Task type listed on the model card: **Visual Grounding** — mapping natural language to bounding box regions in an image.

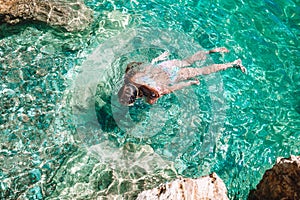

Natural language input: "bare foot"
[233,59,247,73]
[209,47,230,53]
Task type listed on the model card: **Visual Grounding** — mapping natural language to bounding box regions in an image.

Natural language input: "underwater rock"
[248,155,300,200]
[136,172,229,200]
[0,0,93,31]
[46,142,178,199]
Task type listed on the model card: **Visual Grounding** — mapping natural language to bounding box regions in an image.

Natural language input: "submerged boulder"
[46,142,178,199]
[0,0,93,31]
[248,155,300,200]
[136,172,229,200]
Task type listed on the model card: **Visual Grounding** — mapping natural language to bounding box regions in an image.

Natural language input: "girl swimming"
[118,47,246,106]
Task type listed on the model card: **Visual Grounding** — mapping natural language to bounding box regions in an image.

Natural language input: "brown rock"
[136,172,229,200]
[0,0,93,31]
[248,155,300,200]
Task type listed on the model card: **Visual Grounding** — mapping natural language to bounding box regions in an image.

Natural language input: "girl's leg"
[158,47,229,68]
[176,59,246,81]
[183,47,229,64]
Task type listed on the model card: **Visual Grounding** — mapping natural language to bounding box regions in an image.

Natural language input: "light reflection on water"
[0,0,299,199]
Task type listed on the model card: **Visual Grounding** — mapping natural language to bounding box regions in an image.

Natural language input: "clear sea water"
[0,0,299,199]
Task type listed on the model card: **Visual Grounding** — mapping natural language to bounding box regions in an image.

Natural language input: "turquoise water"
[0,0,299,199]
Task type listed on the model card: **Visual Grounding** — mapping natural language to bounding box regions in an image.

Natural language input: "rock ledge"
[248,155,300,200]
[0,0,93,31]
[136,172,229,200]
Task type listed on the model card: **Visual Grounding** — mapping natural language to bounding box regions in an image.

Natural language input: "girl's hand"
[151,51,170,64]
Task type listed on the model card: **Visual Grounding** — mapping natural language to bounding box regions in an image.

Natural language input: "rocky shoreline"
[137,173,229,200]
[136,155,300,200]
[248,155,300,200]
[0,0,93,31]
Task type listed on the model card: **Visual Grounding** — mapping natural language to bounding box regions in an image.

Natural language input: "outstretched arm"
[151,51,170,64]
[163,79,199,94]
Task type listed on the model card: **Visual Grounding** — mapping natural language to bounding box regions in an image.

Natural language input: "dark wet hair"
[118,83,139,106]
[125,62,143,73]
[139,86,159,99]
